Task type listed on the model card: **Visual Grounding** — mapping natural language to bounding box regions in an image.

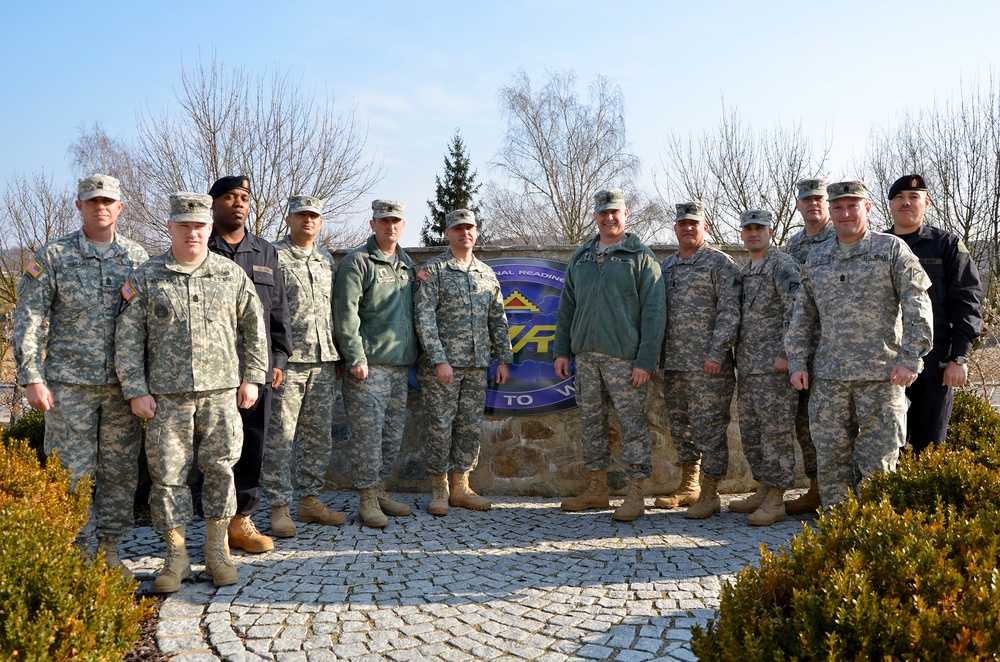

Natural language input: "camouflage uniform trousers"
[662,368,735,480]
[809,378,906,506]
[45,381,141,547]
[795,388,818,478]
[575,353,652,478]
[417,363,487,474]
[261,361,336,507]
[737,372,797,489]
[145,389,243,531]
[342,365,409,490]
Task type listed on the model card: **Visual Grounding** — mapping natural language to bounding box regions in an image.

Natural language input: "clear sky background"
[2,0,998,246]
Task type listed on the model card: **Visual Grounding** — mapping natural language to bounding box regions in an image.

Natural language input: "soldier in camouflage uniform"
[655,201,742,520]
[780,177,835,514]
[115,192,268,593]
[334,200,419,528]
[555,188,665,523]
[785,181,933,507]
[728,210,800,526]
[414,209,513,516]
[13,174,148,576]
[261,196,345,538]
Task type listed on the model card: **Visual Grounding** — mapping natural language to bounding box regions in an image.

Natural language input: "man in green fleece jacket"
[334,199,419,528]
[554,188,665,522]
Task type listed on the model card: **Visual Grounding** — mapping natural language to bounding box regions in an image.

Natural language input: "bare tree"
[658,103,829,245]
[484,70,651,244]
[861,73,1000,298]
[70,54,382,249]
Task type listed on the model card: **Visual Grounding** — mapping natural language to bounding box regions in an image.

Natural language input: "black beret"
[208,175,251,198]
[888,174,926,200]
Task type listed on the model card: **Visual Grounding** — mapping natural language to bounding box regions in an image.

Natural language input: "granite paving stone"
[119,491,811,659]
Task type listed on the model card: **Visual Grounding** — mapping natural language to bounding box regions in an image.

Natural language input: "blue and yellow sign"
[484,258,576,416]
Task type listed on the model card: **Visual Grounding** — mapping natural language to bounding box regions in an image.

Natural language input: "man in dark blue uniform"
[208,175,294,551]
[885,174,982,453]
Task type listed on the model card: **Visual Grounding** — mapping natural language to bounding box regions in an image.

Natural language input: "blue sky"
[3,0,998,246]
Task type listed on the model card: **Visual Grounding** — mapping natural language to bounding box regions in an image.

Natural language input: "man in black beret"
[208,175,294,551]
[885,174,983,453]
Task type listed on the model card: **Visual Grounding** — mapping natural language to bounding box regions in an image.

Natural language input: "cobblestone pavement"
[122,490,812,661]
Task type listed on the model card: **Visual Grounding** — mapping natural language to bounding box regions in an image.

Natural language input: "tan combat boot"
[270,505,297,538]
[298,495,347,525]
[374,485,412,516]
[358,488,388,527]
[449,471,492,511]
[612,477,645,522]
[561,470,610,511]
[428,473,449,516]
[728,483,768,514]
[153,526,191,594]
[98,535,133,581]
[686,475,721,519]
[784,478,821,515]
[228,514,274,553]
[653,463,701,508]
[748,487,787,526]
[205,518,238,587]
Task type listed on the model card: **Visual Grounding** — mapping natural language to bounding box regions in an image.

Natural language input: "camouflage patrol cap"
[169,192,214,224]
[675,201,706,222]
[372,199,405,220]
[795,177,829,199]
[78,174,121,201]
[288,195,324,215]
[739,209,773,228]
[827,180,869,201]
[593,188,626,212]
[446,208,476,229]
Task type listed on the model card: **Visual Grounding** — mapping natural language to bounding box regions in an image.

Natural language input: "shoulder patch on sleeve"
[25,260,42,278]
[957,241,970,254]
[417,269,431,282]
[121,281,136,302]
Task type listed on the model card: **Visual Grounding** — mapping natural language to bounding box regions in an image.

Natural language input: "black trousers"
[233,383,272,515]
[905,352,953,454]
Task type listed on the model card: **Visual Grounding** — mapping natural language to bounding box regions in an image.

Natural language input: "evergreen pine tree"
[421,131,481,246]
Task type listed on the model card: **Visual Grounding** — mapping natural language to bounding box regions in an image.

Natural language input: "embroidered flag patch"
[417,269,431,282]
[121,281,136,301]
[25,260,42,278]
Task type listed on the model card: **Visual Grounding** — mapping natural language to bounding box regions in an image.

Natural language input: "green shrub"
[691,499,1000,661]
[0,438,148,660]
[2,408,46,466]
[861,445,1000,517]
[945,390,1000,466]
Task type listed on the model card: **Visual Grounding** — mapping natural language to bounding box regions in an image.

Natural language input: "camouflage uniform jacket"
[14,229,148,386]
[660,243,742,372]
[274,238,339,364]
[414,251,513,368]
[783,222,836,266]
[554,233,665,373]
[785,229,933,380]
[736,246,800,374]
[333,235,418,368]
[114,250,268,399]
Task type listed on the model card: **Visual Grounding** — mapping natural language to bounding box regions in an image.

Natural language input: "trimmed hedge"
[692,391,1000,661]
[0,438,148,660]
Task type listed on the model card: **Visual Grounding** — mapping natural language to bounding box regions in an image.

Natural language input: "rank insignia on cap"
[25,260,43,278]
[121,281,136,301]
[417,269,431,282]
[242,179,249,189]
[911,177,920,187]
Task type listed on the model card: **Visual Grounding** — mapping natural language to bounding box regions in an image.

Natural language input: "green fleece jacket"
[554,233,665,372]
[333,235,418,368]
